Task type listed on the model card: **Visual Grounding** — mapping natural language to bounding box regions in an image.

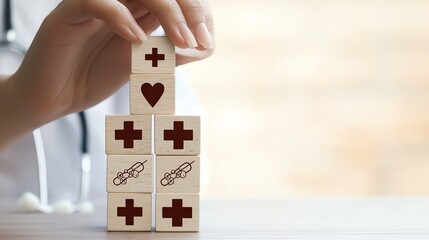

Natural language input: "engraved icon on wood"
[160,161,194,186]
[113,160,148,186]
[162,199,192,227]
[141,83,164,107]
[117,199,143,226]
[164,121,193,149]
[115,121,143,148]
[145,48,165,67]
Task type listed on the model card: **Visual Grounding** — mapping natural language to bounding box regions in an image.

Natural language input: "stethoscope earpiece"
[77,201,95,214]
[18,192,53,214]
[18,192,40,212]
[52,200,75,214]
[18,192,94,214]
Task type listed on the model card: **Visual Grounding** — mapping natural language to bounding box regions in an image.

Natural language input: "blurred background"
[182,0,429,199]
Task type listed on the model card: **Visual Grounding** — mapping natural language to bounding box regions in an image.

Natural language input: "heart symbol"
[141,83,164,107]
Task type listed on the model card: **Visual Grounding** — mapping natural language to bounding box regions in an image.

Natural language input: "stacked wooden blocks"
[105,36,200,232]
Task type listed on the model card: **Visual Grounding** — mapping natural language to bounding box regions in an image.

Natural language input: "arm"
[0,75,40,150]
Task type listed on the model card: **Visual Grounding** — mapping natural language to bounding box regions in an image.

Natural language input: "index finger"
[51,0,147,43]
[140,0,194,49]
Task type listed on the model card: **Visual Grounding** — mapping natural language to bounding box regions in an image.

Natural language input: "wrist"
[0,75,38,149]
[11,70,66,128]
[0,73,51,139]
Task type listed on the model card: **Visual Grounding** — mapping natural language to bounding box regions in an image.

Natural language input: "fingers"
[201,0,214,35]
[176,0,214,50]
[85,13,161,102]
[175,1,215,65]
[140,0,188,48]
[52,0,215,51]
[119,0,149,20]
[53,0,147,43]
[136,14,161,37]
[140,0,214,50]
[176,47,213,66]
[176,0,203,48]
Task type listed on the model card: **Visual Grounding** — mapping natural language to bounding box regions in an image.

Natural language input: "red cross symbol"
[162,199,192,227]
[145,48,165,67]
[164,121,193,149]
[117,199,143,226]
[115,121,142,148]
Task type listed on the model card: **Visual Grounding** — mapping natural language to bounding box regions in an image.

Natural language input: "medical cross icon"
[115,121,143,148]
[117,199,143,226]
[162,199,192,227]
[164,121,193,149]
[145,48,165,67]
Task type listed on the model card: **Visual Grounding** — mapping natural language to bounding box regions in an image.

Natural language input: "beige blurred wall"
[183,0,429,198]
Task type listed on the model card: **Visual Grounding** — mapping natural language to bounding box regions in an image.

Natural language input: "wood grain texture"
[105,115,152,155]
[155,193,199,232]
[132,36,175,74]
[107,193,152,232]
[130,74,175,115]
[106,155,153,193]
[156,156,200,193]
[155,116,200,156]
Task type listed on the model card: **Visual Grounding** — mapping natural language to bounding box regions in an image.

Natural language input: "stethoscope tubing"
[2,0,91,208]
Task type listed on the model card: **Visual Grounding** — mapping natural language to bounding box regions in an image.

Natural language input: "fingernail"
[195,22,214,49]
[130,22,147,43]
[178,23,198,48]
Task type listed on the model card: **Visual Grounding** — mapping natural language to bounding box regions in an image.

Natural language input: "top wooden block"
[132,36,175,74]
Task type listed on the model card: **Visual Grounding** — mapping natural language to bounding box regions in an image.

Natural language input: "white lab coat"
[0,0,200,202]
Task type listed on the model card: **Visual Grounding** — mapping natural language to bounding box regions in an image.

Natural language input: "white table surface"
[0,198,429,239]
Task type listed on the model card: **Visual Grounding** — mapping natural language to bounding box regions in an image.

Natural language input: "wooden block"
[105,115,152,155]
[107,193,152,231]
[155,193,199,232]
[130,74,175,115]
[132,36,175,74]
[106,155,153,193]
[156,156,200,193]
[155,116,200,156]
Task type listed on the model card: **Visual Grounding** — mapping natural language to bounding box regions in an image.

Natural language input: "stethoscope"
[0,0,93,213]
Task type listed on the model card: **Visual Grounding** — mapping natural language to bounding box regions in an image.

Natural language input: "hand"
[0,0,214,150]
[12,0,214,124]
